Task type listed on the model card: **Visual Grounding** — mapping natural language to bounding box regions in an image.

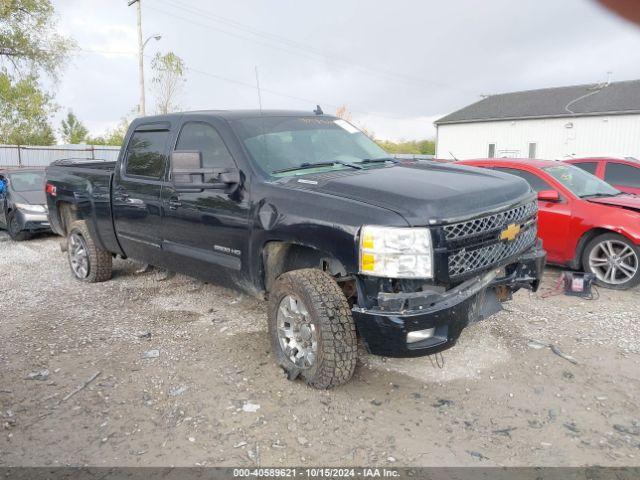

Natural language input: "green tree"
[377,139,436,155]
[60,111,88,144]
[0,74,55,145]
[151,51,186,114]
[0,1,74,145]
[0,0,75,79]
[86,117,130,146]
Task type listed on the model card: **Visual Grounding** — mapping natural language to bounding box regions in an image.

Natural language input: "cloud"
[49,0,640,141]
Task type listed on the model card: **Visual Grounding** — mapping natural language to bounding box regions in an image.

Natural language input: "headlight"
[359,225,433,279]
[15,203,46,213]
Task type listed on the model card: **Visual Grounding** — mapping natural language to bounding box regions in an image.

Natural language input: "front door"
[112,126,171,265]
[161,120,251,285]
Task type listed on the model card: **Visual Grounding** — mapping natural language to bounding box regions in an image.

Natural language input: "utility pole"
[128,0,146,116]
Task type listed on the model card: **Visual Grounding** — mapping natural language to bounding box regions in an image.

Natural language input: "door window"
[175,122,235,169]
[494,167,553,192]
[124,130,170,179]
[604,163,640,188]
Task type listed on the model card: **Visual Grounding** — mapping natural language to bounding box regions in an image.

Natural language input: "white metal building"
[434,79,640,160]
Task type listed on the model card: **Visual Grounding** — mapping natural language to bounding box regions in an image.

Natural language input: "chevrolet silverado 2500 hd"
[45,110,546,388]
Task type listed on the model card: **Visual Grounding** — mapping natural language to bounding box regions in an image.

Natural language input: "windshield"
[8,171,45,192]
[543,165,620,198]
[230,116,389,176]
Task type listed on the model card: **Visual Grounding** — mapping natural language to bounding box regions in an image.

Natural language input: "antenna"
[254,65,263,113]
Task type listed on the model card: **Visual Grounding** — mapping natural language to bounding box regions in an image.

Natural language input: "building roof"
[435,79,640,125]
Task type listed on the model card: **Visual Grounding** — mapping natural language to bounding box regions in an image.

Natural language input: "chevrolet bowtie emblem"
[500,223,521,242]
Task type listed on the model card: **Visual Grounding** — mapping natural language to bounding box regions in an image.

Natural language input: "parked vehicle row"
[4,110,637,387]
[43,110,545,388]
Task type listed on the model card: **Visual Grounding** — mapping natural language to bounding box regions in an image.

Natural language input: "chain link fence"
[0,144,121,168]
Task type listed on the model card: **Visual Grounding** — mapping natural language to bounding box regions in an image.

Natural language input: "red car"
[565,157,640,195]
[459,158,640,289]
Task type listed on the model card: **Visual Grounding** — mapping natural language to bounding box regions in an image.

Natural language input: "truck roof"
[135,110,337,122]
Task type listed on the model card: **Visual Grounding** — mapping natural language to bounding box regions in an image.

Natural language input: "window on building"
[488,143,496,158]
[175,122,236,169]
[494,167,553,193]
[125,129,170,179]
[528,142,537,159]
[573,162,598,175]
[604,163,640,188]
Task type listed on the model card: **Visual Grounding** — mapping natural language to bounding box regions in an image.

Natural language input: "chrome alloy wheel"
[276,294,318,369]
[588,239,638,285]
[69,232,90,279]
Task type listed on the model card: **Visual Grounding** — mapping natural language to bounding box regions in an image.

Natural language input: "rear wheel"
[7,212,30,241]
[582,233,640,289]
[268,269,357,389]
[67,220,112,283]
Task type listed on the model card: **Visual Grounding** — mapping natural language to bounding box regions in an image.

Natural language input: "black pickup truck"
[45,110,545,388]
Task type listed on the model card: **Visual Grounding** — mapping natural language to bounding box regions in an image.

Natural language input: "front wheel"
[268,269,357,389]
[582,233,640,289]
[7,212,31,241]
[67,220,112,283]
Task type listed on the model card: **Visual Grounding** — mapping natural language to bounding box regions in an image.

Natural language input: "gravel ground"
[0,232,639,467]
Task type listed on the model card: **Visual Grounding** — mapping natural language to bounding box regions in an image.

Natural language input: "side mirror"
[537,189,561,202]
[170,150,240,192]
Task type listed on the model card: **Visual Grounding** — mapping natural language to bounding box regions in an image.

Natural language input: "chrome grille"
[448,225,537,277]
[444,201,538,241]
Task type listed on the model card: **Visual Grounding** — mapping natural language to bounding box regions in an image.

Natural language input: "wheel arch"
[261,240,349,294]
[573,227,637,269]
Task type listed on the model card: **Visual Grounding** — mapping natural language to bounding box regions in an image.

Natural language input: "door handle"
[168,200,182,210]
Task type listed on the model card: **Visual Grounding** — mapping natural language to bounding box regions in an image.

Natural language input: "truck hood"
[280,162,533,225]
[587,194,640,212]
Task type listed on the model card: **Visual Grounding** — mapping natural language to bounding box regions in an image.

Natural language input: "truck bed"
[50,158,117,170]
[45,159,121,255]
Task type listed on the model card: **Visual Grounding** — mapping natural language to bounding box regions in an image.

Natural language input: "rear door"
[161,119,251,284]
[493,166,571,263]
[602,161,640,195]
[112,123,171,265]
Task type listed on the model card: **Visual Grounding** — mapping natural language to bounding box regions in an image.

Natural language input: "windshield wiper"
[357,157,399,165]
[272,161,362,174]
[580,192,623,198]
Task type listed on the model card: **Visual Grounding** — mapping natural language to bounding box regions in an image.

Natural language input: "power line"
[148,0,478,95]
[77,48,409,121]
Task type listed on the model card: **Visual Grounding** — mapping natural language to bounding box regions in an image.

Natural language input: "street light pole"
[128,0,161,117]
[129,0,146,116]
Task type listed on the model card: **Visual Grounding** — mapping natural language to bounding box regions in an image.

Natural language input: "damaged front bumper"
[352,242,546,357]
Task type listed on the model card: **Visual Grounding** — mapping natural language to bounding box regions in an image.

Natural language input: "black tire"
[67,220,112,283]
[268,268,357,389]
[7,212,31,241]
[582,232,640,290]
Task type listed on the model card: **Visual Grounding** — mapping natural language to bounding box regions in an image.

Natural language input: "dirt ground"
[1,231,639,467]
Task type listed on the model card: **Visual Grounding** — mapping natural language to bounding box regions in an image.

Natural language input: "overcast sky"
[51,0,640,141]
